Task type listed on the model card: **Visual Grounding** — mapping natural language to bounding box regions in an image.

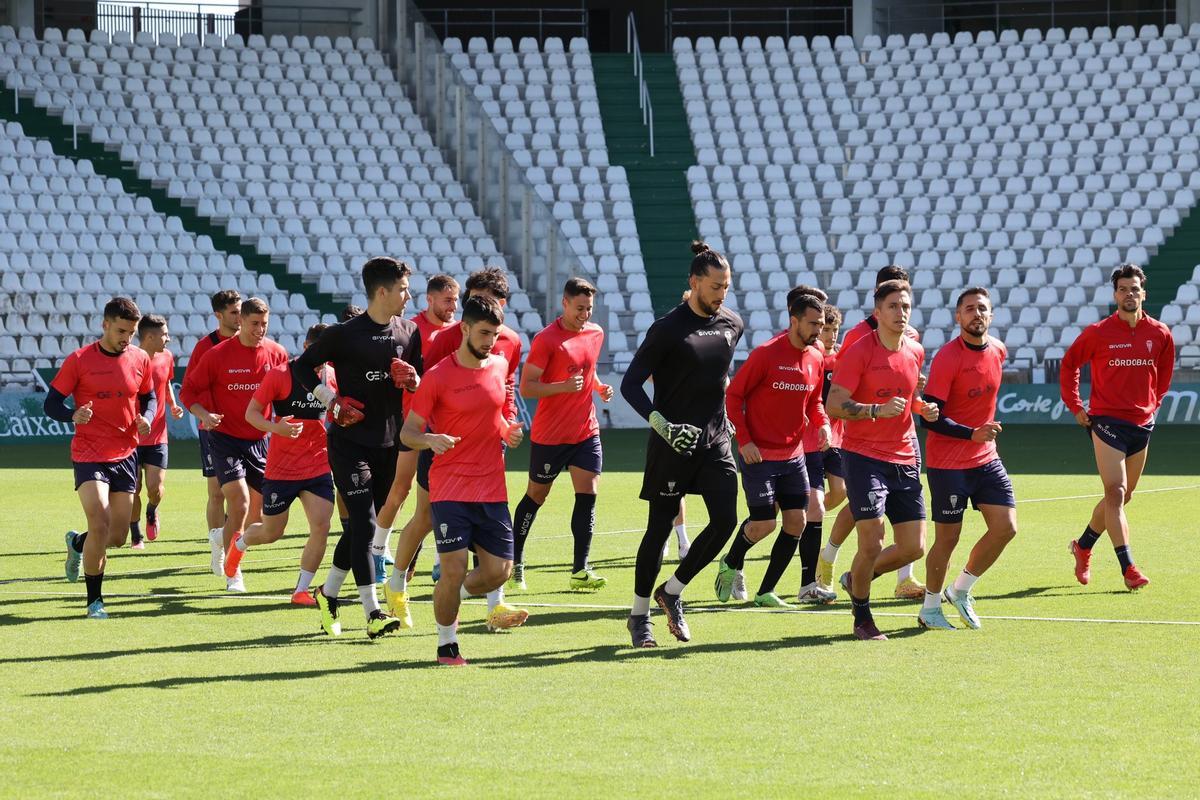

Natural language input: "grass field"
[2,427,1199,798]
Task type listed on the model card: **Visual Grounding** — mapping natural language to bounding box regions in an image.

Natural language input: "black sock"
[437,642,460,658]
[71,532,87,553]
[799,521,822,585]
[1115,545,1133,572]
[146,504,158,523]
[339,517,351,533]
[85,572,104,605]
[570,493,596,572]
[723,520,755,570]
[129,520,141,543]
[512,493,541,566]
[851,594,872,625]
[1078,525,1102,550]
[757,531,798,596]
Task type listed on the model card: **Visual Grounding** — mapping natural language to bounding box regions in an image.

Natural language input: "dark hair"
[873,279,911,304]
[461,294,504,326]
[210,289,241,313]
[786,283,828,307]
[563,276,597,298]
[104,296,141,322]
[305,322,330,346]
[426,273,460,295]
[955,286,991,308]
[340,304,364,322]
[690,240,731,277]
[875,265,909,286]
[240,297,270,316]
[137,313,167,336]
[788,292,825,319]
[823,305,843,326]
[362,256,412,299]
[1111,263,1147,290]
[465,266,510,300]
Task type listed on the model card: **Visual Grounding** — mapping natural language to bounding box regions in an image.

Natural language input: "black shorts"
[640,433,737,502]
[927,459,1015,524]
[327,433,397,513]
[73,453,138,493]
[262,473,335,516]
[843,451,926,525]
[208,430,268,492]
[1088,415,1153,457]
[804,447,845,493]
[136,443,169,470]
[738,454,809,518]
[529,434,603,483]
[824,447,844,479]
[416,448,433,492]
[431,500,514,559]
[198,429,216,478]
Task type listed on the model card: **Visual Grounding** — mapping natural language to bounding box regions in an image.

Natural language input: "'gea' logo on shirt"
[364,371,389,382]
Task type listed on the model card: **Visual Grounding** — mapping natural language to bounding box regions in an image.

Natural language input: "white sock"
[897,562,914,582]
[387,566,408,593]
[674,524,688,543]
[370,524,391,556]
[359,585,380,617]
[821,541,840,563]
[226,569,242,586]
[923,591,941,610]
[234,534,247,552]
[953,569,979,594]
[631,594,651,616]
[209,527,222,541]
[664,575,686,596]
[436,620,458,646]
[322,566,349,598]
[487,587,503,612]
[433,550,441,566]
[295,569,316,593]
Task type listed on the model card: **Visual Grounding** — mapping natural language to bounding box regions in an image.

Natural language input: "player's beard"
[434,307,455,324]
[1121,298,1140,312]
[966,319,987,336]
[697,296,721,316]
[466,341,491,360]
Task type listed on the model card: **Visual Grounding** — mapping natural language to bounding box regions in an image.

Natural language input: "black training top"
[621,302,744,449]
[295,312,422,448]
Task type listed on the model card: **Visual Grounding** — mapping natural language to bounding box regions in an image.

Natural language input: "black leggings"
[328,436,397,588]
[633,490,739,598]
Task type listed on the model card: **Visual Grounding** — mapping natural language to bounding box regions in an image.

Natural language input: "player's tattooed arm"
[827,384,905,421]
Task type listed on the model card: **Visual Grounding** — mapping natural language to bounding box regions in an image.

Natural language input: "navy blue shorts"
[262,473,335,516]
[208,430,268,492]
[738,455,809,518]
[824,447,844,479]
[73,453,138,493]
[927,459,1015,524]
[1088,415,1153,457]
[136,443,169,470]
[431,500,514,560]
[198,429,216,478]
[416,449,433,492]
[804,448,844,492]
[529,434,603,483]
[843,451,926,524]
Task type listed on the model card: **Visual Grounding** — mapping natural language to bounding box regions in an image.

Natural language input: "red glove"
[390,358,418,390]
[330,395,365,427]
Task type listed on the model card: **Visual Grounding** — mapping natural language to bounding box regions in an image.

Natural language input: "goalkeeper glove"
[650,410,700,456]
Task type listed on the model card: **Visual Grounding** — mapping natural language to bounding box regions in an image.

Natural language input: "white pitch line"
[1016,484,1200,504]
[4,588,1198,627]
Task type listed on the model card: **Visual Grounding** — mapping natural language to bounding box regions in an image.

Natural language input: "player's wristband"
[869,403,878,420]
[312,383,335,409]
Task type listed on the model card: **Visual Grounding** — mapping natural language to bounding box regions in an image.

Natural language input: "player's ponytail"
[689,240,730,277]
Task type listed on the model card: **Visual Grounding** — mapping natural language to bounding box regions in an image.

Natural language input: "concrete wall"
[255,0,379,44]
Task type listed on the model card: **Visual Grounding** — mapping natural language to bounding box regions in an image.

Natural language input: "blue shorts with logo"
[738,454,809,519]
[73,453,138,493]
[416,449,433,491]
[262,473,335,516]
[843,451,926,524]
[208,430,268,492]
[804,447,844,492]
[927,458,1015,524]
[431,500,514,560]
[529,434,603,483]
[136,443,169,470]
[1088,415,1153,457]
[198,429,216,478]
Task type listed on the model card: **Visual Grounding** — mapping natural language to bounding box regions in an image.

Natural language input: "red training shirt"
[51,342,153,463]
[924,336,1007,470]
[138,349,175,446]
[424,322,522,422]
[727,334,828,461]
[1060,312,1175,427]
[184,329,229,381]
[527,318,605,445]
[252,362,331,481]
[180,335,289,441]
[410,352,510,503]
[831,331,925,465]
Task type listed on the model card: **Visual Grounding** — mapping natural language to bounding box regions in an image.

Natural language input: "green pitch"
[2,428,1198,798]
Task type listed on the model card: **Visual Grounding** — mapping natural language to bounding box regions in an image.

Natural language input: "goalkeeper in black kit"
[620,242,744,647]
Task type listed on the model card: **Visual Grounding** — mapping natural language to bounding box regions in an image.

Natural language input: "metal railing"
[420,4,587,44]
[626,12,654,159]
[872,0,1174,39]
[96,2,234,39]
[665,4,852,47]
[39,1,362,41]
